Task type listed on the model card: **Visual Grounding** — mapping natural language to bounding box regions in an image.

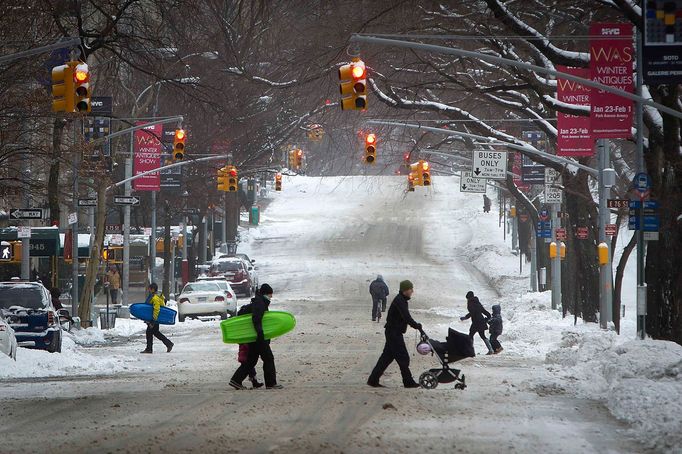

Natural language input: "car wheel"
[48,331,62,353]
[178,314,186,322]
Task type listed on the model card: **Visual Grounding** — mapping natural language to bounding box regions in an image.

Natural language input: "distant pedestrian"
[367,280,422,388]
[106,266,121,305]
[488,304,503,354]
[141,283,173,354]
[460,291,494,355]
[369,274,390,321]
[483,195,491,213]
[230,284,281,390]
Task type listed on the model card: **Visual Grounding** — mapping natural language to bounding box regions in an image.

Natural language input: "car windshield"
[212,261,242,272]
[183,282,220,293]
[0,285,47,310]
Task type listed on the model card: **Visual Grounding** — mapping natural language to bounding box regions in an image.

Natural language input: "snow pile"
[543,331,682,451]
[0,336,137,379]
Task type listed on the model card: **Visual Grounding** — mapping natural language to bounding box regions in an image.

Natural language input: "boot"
[251,378,264,389]
[483,338,494,355]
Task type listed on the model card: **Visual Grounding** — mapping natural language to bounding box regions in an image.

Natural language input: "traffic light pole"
[551,204,561,311]
[598,139,613,329]
[123,133,133,306]
[635,32,647,340]
[21,148,30,280]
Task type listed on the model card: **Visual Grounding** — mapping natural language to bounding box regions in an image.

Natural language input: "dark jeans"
[490,333,502,351]
[146,322,172,351]
[469,325,493,353]
[110,288,118,305]
[372,297,387,319]
[368,329,416,386]
[231,341,276,387]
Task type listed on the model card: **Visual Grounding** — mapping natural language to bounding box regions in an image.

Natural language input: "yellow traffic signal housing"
[102,248,110,261]
[275,172,282,191]
[421,161,431,186]
[288,150,296,169]
[217,166,229,192]
[52,63,75,112]
[409,162,423,186]
[364,133,376,164]
[339,58,367,110]
[73,62,91,112]
[407,173,415,191]
[227,166,238,192]
[295,149,303,169]
[173,129,187,161]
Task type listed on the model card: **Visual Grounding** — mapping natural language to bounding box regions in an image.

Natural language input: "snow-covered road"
[1,176,676,453]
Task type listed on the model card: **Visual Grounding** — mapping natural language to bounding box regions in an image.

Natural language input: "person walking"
[140,283,173,354]
[461,291,494,355]
[483,194,492,213]
[367,280,422,388]
[488,304,504,354]
[369,274,390,321]
[106,266,121,305]
[230,284,281,390]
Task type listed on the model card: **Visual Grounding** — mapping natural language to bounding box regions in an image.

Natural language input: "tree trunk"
[614,232,637,334]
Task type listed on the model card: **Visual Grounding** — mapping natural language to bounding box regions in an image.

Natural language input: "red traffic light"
[366,133,376,144]
[74,69,89,83]
[297,150,303,157]
[352,65,365,79]
[275,172,282,181]
[175,129,186,140]
[228,169,237,177]
[422,161,430,171]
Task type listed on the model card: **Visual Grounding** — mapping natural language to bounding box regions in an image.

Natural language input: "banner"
[512,152,531,192]
[589,23,634,139]
[643,0,682,85]
[557,66,593,156]
[132,122,162,191]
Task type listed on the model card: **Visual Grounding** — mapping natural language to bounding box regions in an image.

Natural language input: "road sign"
[633,172,652,197]
[472,151,507,180]
[545,185,563,204]
[605,224,618,236]
[459,172,487,193]
[628,200,659,210]
[545,168,562,185]
[182,208,200,215]
[629,216,660,231]
[556,228,567,241]
[105,224,123,234]
[113,196,140,206]
[17,226,31,239]
[557,211,570,219]
[0,244,12,261]
[607,199,629,209]
[576,227,589,240]
[539,208,550,222]
[9,208,45,220]
[78,198,97,207]
[67,212,77,225]
[644,231,659,241]
[537,221,552,238]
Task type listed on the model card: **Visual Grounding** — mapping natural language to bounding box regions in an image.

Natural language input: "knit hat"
[399,280,414,292]
[259,283,273,296]
[466,291,474,299]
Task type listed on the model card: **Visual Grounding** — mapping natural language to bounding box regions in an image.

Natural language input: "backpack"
[237,303,253,316]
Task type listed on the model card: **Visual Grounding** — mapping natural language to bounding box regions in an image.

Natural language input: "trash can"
[99,309,117,329]
[115,304,130,319]
[249,205,260,226]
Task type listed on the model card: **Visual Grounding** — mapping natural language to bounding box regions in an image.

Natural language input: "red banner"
[557,66,593,156]
[133,122,162,191]
[589,23,634,139]
[512,152,530,192]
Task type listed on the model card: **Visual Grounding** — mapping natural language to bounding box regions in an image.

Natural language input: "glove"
[460,316,466,321]
[256,331,265,343]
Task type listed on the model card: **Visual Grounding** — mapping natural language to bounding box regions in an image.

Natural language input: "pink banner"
[557,66,593,156]
[133,122,162,191]
[512,152,530,192]
[589,23,634,139]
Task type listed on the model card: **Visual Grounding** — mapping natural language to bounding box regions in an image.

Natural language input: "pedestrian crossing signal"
[0,243,12,261]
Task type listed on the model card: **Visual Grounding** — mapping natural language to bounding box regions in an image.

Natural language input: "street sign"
[113,196,140,206]
[537,221,552,238]
[182,208,200,215]
[459,172,487,193]
[9,208,45,220]
[545,168,562,185]
[628,200,659,210]
[0,244,12,261]
[605,224,618,236]
[629,216,660,231]
[556,228,567,241]
[539,208,550,222]
[78,198,97,207]
[642,1,682,85]
[472,151,507,180]
[633,172,652,198]
[576,227,589,240]
[17,226,31,239]
[607,199,629,209]
[105,224,123,234]
[644,231,659,241]
[557,211,570,219]
[545,185,563,204]
[67,212,77,225]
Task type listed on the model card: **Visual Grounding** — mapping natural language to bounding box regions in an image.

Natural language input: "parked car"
[196,277,238,315]
[0,312,17,360]
[209,258,253,297]
[0,281,62,353]
[177,281,234,322]
[236,253,259,292]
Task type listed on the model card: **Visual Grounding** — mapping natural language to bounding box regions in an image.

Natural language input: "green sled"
[220,311,296,344]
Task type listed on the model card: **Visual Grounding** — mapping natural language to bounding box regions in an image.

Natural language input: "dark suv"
[0,281,62,353]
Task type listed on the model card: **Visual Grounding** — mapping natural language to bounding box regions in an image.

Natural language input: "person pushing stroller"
[460,291,494,355]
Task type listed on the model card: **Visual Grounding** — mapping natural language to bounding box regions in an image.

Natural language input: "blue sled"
[129,303,177,325]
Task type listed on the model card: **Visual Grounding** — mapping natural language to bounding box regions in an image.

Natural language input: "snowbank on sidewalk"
[544,331,682,451]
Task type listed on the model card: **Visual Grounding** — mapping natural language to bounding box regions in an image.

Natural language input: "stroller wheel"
[419,371,439,389]
[454,382,466,390]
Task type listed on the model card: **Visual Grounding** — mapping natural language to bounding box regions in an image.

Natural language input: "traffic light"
[173,129,186,161]
[407,173,415,192]
[101,248,110,261]
[73,62,91,112]
[364,133,376,164]
[339,58,367,110]
[409,162,423,186]
[275,172,282,191]
[295,149,303,169]
[288,150,295,169]
[217,167,229,192]
[227,165,238,192]
[421,160,431,186]
[51,62,75,112]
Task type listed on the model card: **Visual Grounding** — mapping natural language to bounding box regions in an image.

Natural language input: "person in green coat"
[141,283,174,354]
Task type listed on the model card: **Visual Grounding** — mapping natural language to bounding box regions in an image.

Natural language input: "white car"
[177,281,237,322]
[0,313,17,360]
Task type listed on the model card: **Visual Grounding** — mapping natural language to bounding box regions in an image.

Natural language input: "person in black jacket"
[488,304,503,354]
[461,291,494,355]
[367,280,422,388]
[369,274,390,321]
[229,284,281,390]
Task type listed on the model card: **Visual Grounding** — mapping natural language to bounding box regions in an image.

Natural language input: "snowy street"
[2,176,678,453]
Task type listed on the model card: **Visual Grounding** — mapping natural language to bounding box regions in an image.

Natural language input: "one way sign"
[472,151,508,180]
[0,244,12,261]
[114,196,140,206]
[460,172,487,193]
[9,208,45,220]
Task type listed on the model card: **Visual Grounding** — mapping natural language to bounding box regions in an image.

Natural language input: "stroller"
[417,328,475,390]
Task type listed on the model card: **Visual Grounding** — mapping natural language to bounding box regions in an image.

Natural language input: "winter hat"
[259,283,273,296]
[377,274,383,281]
[465,291,474,299]
[399,280,414,292]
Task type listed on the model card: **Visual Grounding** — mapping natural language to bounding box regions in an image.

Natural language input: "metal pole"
[511,212,518,251]
[20,154,30,280]
[530,233,538,292]
[200,215,207,265]
[551,204,561,310]
[170,240,176,295]
[123,133,132,305]
[182,215,188,285]
[222,193,227,248]
[598,139,612,329]
[71,145,79,317]
[635,30,647,340]
[150,191,157,283]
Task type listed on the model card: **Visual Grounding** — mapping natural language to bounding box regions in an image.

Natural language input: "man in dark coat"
[369,274,390,321]
[461,291,494,354]
[367,280,422,388]
[230,284,281,390]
